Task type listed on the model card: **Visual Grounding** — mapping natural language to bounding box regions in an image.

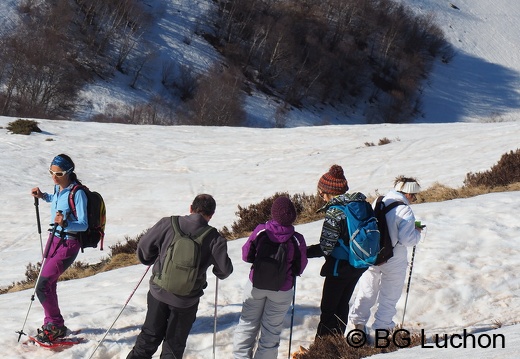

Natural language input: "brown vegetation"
[6,119,41,135]
[464,149,520,188]
[292,329,423,359]
[1,234,142,295]
[184,64,247,126]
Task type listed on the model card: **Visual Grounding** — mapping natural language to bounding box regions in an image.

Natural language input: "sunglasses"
[49,169,70,177]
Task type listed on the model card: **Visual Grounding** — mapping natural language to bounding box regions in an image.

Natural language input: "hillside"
[1,0,519,126]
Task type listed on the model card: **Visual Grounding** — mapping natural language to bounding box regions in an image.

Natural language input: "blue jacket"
[43,183,88,237]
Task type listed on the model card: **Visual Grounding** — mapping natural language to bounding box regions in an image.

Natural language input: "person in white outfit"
[349,176,423,332]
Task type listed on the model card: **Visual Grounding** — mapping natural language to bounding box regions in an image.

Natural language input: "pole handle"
[34,197,42,234]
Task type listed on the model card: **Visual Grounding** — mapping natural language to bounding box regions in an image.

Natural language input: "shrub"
[464,149,520,188]
[378,137,392,145]
[221,192,323,239]
[6,119,41,135]
[1,262,41,293]
[365,137,399,147]
[109,233,144,257]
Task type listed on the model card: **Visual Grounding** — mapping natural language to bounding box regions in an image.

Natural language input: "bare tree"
[174,64,200,101]
[188,64,246,126]
[130,47,157,89]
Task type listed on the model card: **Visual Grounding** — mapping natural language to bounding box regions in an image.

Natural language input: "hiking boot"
[35,323,68,343]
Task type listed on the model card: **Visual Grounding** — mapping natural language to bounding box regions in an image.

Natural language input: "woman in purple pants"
[31,154,88,342]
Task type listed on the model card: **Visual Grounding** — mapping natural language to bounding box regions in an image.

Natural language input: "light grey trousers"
[233,280,294,359]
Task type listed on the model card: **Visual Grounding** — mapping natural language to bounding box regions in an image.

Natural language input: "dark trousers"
[127,291,199,359]
[316,270,366,337]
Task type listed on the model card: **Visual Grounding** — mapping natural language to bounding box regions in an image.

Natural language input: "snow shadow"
[421,51,520,122]
[190,304,319,335]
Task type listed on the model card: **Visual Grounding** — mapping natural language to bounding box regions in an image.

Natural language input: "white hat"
[394,180,421,194]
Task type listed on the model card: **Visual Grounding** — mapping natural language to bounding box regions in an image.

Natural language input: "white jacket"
[381,190,421,252]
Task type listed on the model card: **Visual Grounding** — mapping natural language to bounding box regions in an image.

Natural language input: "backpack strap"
[332,238,350,276]
[68,184,84,219]
[68,184,89,251]
[379,199,405,247]
[170,216,214,241]
[382,200,405,214]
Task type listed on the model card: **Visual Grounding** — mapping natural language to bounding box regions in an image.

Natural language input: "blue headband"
[51,155,74,172]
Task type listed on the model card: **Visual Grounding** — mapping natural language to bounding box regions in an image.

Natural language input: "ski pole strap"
[50,228,67,258]
[43,224,59,259]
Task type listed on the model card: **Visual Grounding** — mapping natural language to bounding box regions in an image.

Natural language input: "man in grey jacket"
[127,194,233,359]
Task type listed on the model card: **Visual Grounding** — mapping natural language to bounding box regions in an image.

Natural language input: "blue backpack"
[330,200,380,270]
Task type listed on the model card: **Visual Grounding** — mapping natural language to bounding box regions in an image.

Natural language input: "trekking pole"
[87,265,151,359]
[213,276,219,359]
[401,245,416,326]
[16,223,58,342]
[287,276,297,359]
[33,196,44,257]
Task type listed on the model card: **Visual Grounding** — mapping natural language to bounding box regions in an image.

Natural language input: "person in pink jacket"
[233,196,308,359]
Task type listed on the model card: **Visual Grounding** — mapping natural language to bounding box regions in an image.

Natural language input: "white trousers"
[233,280,294,359]
[349,245,409,330]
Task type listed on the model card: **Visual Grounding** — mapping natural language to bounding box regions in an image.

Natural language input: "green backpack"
[153,216,215,296]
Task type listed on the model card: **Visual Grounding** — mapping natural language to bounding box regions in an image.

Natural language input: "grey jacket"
[137,213,233,308]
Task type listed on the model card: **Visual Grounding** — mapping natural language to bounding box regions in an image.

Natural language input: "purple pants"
[36,234,80,327]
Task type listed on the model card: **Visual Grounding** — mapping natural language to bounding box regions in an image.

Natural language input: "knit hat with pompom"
[317,164,349,195]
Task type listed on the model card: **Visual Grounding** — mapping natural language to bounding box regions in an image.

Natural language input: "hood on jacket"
[263,220,295,243]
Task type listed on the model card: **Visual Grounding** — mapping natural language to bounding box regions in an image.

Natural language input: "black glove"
[306,244,325,258]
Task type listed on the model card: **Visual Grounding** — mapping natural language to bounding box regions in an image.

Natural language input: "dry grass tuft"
[292,329,423,359]
[103,253,140,271]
